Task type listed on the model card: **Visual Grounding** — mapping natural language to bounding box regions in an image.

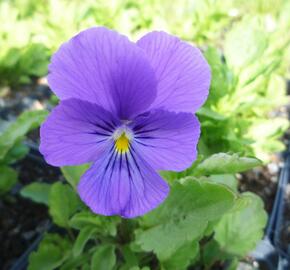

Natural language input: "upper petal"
[137,31,211,113]
[48,27,157,119]
[77,146,169,218]
[130,109,200,172]
[40,98,119,166]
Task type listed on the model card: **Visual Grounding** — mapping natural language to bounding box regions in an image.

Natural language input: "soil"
[0,79,54,121]
[239,164,279,215]
[0,81,60,269]
[0,195,49,270]
[0,150,61,270]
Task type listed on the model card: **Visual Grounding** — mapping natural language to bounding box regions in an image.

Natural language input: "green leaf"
[194,153,262,176]
[224,17,268,69]
[161,241,199,270]
[70,211,120,236]
[202,240,229,268]
[73,226,97,257]
[49,182,81,227]
[3,141,29,164]
[197,107,226,121]
[28,234,71,270]
[60,253,91,270]
[61,164,89,189]
[214,192,267,256]
[203,47,232,104]
[0,165,18,195]
[134,178,235,260]
[20,182,51,205]
[91,245,116,270]
[247,118,289,141]
[119,245,139,270]
[0,110,48,160]
[208,174,238,191]
[3,48,21,67]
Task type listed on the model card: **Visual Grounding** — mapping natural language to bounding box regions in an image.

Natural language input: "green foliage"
[61,164,89,189]
[214,192,267,257]
[224,17,268,69]
[49,182,81,227]
[28,234,72,270]
[201,192,267,268]
[73,226,97,257]
[134,179,235,260]
[0,110,48,160]
[28,172,267,269]
[20,182,51,205]
[161,241,199,270]
[194,153,262,176]
[0,110,48,195]
[3,141,29,164]
[91,245,116,270]
[69,211,120,236]
[208,174,238,191]
[0,165,18,195]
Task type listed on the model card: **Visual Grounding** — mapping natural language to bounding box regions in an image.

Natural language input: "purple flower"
[40,27,211,218]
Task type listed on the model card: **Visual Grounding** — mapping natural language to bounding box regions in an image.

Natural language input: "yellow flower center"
[115,132,130,153]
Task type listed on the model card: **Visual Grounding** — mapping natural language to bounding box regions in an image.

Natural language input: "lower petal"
[77,146,169,218]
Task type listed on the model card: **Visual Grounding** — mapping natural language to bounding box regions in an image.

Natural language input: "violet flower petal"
[137,31,211,113]
[77,145,169,218]
[48,27,157,119]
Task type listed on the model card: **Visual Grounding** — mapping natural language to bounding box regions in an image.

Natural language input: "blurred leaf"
[73,226,97,257]
[194,153,262,176]
[247,118,289,140]
[214,192,267,256]
[91,244,116,270]
[0,110,48,160]
[28,233,71,270]
[0,165,18,195]
[202,239,229,268]
[20,182,51,205]
[61,164,89,189]
[197,107,226,121]
[2,48,21,67]
[19,43,49,77]
[203,47,232,104]
[224,18,268,69]
[60,253,90,270]
[3,141,29,164]
[134,178,235,260]
[161,241,199,270]
[70,211,120,236]
[49,182,81,227]
[119,245,139,270]
[208,174,238,191]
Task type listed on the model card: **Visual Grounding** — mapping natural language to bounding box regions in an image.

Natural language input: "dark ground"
[0,153,61,270]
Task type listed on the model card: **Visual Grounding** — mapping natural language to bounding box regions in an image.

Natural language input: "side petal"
[48,27,157,119]
[40,99,119,166]
[77,147,169,218]
[131,110,200,172]
[137,31,211,113]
